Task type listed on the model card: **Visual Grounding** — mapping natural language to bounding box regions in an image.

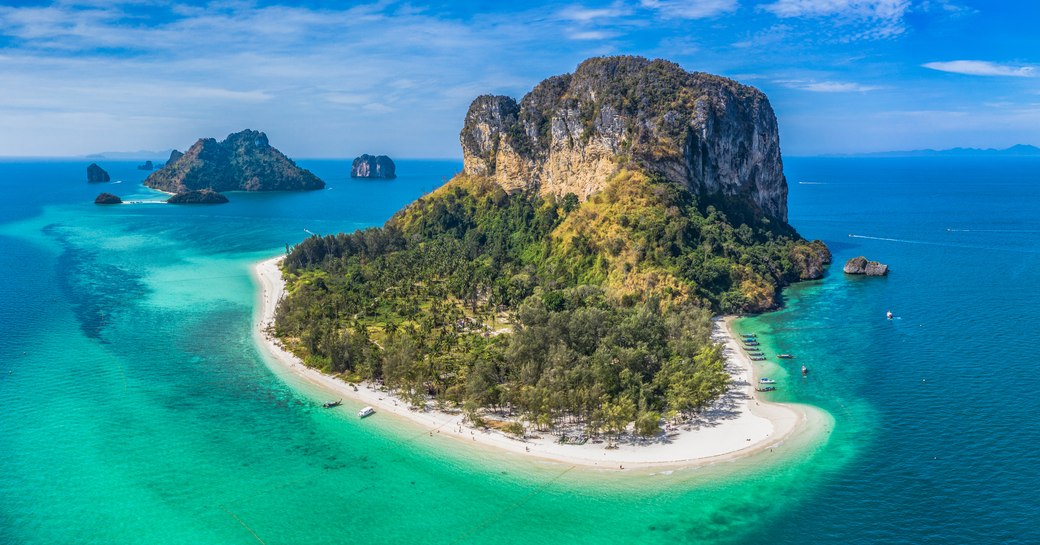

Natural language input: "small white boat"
[759,378,776,384]
[886,310,893,320]
[358,406,375,418]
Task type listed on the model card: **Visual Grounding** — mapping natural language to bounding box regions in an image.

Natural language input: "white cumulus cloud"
[760,0,909,39]
[923,60,1036,77]
[777,79,883,92]
[640,0,738,19]
[762,0,909,18]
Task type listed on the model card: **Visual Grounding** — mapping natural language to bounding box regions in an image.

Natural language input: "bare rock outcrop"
[460,56,789,221]
[843,256,888,276]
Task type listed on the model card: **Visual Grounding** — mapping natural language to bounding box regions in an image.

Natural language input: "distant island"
[137,160,154,171]
[87,163,110,183]
[351,154,396,179]
[167,189,229,204]
[144,129,324,193]
[269,56,829,448]
[840,144,1040,158]
[85,149,173,160]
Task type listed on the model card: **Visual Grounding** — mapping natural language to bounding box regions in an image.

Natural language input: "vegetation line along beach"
[254,256,826,468]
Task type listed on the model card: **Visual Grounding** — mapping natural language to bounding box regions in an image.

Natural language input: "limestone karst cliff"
[351,154,396,179]
[144,130,324,193]
[460,56,789,221]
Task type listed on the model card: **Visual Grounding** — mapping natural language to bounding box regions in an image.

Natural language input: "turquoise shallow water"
[1,157,1037,543]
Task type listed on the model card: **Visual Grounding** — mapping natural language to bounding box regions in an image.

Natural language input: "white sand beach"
[252,256,824,469]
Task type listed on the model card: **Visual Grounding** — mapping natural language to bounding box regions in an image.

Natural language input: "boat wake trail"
[303,228,316,236]
[849,233,1040,254]
[947,228,1040,233]
[848,234,925,244]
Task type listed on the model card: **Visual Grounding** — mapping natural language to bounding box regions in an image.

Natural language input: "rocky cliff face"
[144,130,324,193]
[87,163,110,183]
[460,56,789,221]
[351,154,396,178]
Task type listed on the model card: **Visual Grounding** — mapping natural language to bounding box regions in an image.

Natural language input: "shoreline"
[251,255,828,470]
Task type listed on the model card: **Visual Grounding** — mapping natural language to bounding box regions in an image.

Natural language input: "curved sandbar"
[253,256,829,469]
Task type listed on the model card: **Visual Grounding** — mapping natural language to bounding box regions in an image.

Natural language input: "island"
[94,192,122,204]
[87,163,110,183]
[351,154,396,179]
[144,129,325,193]
[260,56,830,466]
[137,160,154,171]
[166,189,229,204]
[843,256,889,276]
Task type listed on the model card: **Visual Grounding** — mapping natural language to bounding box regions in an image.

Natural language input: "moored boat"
[322,399,342,408]
[358,406,375,418]
[801,365,809,375]
[755,386,776,392]
[750,356,766,361]
[778,354,794,359]
[759,378,776,384]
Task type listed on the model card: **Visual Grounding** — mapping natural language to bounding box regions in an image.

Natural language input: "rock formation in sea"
[791,240,833,279]
[87,163,110,183]
[843,256,888,276]
[460,56,788,221]
[94,192,122,204]
[351,154,397,179]
[144,130,324,193]
[166,189,230,204]
[137,160,154,171]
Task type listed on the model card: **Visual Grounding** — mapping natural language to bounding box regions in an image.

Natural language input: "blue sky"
[0,0,1036,157]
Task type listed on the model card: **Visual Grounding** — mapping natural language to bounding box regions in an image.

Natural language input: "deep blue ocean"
[0,156,1037,544]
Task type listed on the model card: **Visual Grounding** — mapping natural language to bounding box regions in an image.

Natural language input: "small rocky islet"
[843,256,889,276]
[87,163,110,183]
[351,154,396,179]
[94,192,122,205]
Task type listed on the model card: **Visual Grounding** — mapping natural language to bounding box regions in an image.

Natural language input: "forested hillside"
[274,170,828,433]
